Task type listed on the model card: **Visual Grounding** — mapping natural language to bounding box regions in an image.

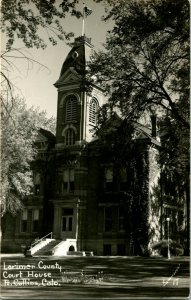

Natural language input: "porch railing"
[30,232,53,248]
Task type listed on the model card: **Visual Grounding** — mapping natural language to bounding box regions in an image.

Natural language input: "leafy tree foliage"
[90,0,189,128]
[91,0,189,200]
[159,114,189,253]
[0,1,76,215]
[160,118,189,179]
[1,96,56,216]
[0,0,82,121]
[91,0,189,251]
[1,0,81,50]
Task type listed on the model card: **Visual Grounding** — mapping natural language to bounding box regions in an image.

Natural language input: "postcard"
[1,0,190,299]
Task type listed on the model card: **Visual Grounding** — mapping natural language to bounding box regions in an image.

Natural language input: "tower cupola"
[54,36,93,88]
[54,35,107,148]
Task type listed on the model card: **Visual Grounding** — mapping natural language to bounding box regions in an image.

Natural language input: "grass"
[0,255,189,299]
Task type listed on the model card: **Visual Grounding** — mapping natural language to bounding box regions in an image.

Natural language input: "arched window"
[66,96,77,122]
[89,98,97,124]
[65,128,75,145]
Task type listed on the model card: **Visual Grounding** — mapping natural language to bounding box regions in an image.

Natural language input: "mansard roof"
[54,35,93,87]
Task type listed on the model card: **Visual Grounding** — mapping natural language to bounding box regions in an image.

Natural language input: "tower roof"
[54,36,93,87]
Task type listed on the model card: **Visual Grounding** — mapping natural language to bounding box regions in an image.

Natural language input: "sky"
[2,0,113,118]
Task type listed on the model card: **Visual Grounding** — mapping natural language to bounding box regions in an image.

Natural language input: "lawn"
[1,255,190,299]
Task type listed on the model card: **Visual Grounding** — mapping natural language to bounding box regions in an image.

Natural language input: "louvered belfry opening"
[66,96,77,122]
[89,98,97,124]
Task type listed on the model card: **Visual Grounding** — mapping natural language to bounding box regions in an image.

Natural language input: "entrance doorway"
[103,244,111,256]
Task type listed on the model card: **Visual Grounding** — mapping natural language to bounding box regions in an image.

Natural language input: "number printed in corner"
[172,278,179,286]
[162,264,180,287]
[162,278,179,286]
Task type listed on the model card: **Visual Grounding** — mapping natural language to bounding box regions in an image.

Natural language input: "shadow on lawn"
[1,256,189,281]
[1,284,190,299]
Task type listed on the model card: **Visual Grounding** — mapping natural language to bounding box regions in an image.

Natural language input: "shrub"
[152,240,184,257]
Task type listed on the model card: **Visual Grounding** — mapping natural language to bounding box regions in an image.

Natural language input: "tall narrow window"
[57,172,63,194]
[120,168,128,191]
[34,172,41,195]
[89,98,97,124]
[62,208,74,231]
[32,209,39,232]
[118,207,126,232]
[65,128,75,145]
[35,185,40,195]
[103,244,111,255]
[66,96,77,122]
[117,244,126,255]
[63,170,74,193]
[104,207,112,232]
[21,209,28,233]
[105,168,113,192]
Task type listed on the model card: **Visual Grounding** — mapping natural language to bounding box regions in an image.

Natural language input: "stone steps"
[34,240,61,256]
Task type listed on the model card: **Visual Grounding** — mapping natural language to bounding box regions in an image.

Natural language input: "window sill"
[62,121,77,125]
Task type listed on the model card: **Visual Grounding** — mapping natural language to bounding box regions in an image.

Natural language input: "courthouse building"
[2,36,185,256]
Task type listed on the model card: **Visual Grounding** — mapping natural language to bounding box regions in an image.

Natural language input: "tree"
[159,114,189,254]
[90,0,189,251]
[0,1,80,214]
[90,0,189,128]
[1,0,82,120]
[1,0,81,50]
[1,96,56,216]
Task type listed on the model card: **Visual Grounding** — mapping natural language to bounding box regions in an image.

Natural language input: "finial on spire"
[82,3,93,36]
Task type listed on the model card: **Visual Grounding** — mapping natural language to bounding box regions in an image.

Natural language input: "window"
[89,98,97,124]
[35,184,40,195]
[57,170,75,194]
[103,244,111,256]
[105,168,113,192]
[21,209,28,232]
[62,208,73,231]
[65,128,75,145]
[120,168,127,191]
[32,209,39,232]
[117,244,126,255]
[57,173,63,194]
[104,207,112,232]
[63,170,74,193]
[66,96,77,122]
[34,173,41,195]
[118,207,126,232]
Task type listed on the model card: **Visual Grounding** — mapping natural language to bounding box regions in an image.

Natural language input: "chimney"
[151,115,157,138]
